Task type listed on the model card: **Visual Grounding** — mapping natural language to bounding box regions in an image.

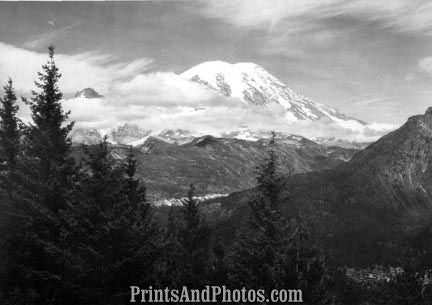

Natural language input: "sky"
[1,0,432,137]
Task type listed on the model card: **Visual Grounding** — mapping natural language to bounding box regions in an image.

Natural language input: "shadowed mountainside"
[73,134,359,200]
[201,108,432,267]
[132,135,359,200]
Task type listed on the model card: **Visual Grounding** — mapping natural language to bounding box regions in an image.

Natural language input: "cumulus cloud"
[59,70,394,142]
[418,56,432,75]
[3,42,393,142]
[0,42,153,94]
[64,99,394,142]
[107,72,222,107]
[62,72,257,132]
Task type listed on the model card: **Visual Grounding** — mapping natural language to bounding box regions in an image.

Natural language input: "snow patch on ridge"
[153,193,229,207]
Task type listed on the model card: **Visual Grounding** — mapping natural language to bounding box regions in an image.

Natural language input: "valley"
[200,107,432,267]
[72,131,360,200]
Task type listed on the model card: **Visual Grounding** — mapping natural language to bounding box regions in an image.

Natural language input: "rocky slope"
[109,124,151,146]
[338,107,432,210]
[70,125,203,146]
[93,134,359,200]
[74,87,103,99]
[206,108,432,266]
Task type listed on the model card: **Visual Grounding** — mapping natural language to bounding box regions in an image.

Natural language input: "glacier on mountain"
[181,61,367,127]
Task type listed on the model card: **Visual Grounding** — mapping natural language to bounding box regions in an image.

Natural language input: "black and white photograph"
[0,0,432,304]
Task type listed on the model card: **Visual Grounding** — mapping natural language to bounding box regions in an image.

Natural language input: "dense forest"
[0,47,431,304]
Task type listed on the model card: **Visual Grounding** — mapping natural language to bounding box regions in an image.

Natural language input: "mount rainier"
[181,61,368,129]
[69,61,394,145]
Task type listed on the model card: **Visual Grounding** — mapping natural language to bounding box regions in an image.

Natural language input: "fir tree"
[256,131,281,209]
[371,248,432,305]
[230,132,286,290]
[23,45,74,214]
[61,139,156,304]
[285,220,332,304]
[179,184,210,287]
[155,207,185,288]
[0,46,76,305]
[229,133,331,304]
[123,147,147,207]
[212,235,228,285]
[0,78,20,171]
[0,79,21,301]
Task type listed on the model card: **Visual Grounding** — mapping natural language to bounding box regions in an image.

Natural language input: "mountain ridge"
[208,107,432,265]
[74,87,103,99]
[71,132,360,200]
[71,123,365,149]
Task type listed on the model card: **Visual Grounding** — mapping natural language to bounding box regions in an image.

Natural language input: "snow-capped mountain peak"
[71,125,204,147]
[74,87,103,99]
[181,61,366,127]
[181,61,281,104]
[157,129,203,145]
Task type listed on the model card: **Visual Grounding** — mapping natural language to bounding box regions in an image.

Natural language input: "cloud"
[418,56,432,75]
[341,1,432,34]
[22,21,81,49]
[197,0,335,30]
[61,72,255,131]
[107,72,222,107]
[2,42,393,142]
[352,95,393,107]
[197,0,432,60]
[199,0,432,35]
[54,70,395,142]
[0,42,153,94]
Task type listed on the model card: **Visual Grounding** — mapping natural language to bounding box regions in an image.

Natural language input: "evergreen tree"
[155,207,186,288]
[23,45,74,214]
[256,131,281,209]
[0,46,76,305]
[179,184,210,287]
[212,235,228,285]
[370,248,432,305]
[123,147,147,206]
[61,140,155,304]
[0,78,20,171]
[0,79,21,302]
[230,132,286,290]
[117,147,155,299]
[285,220,332,304]
[229,132,331,304]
